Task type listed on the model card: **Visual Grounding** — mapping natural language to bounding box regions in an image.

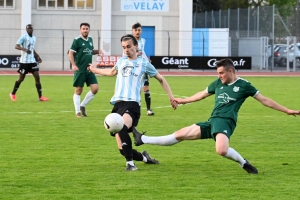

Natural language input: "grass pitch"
[0,75,299,200]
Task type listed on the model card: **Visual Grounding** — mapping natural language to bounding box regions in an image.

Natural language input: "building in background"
[0,0,193,69]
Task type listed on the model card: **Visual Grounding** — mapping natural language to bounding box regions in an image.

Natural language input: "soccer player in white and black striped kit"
[88,34,177,171]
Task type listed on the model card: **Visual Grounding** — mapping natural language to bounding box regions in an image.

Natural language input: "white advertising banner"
[121,0,169,12]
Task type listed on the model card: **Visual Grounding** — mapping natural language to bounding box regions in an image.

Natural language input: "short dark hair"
[80,23,90,28]
[26,24,32,28]
[120,34,138,46]
[132,22,142,29]
[216,58,235,72]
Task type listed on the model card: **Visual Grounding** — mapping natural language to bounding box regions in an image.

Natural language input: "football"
[104,113,124,132]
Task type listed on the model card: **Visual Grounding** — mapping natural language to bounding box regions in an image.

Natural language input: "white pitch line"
[4,93,187,115]
[5,105,178,115]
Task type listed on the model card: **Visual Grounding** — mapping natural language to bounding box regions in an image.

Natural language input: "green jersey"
[70,35,94,72]
[207,78,259,123]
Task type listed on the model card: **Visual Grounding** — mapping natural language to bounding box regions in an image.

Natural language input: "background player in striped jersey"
[10,24,49,102]
[88,34,178,171]
[131,22,154,116]
[132,58,300,174]
[69,23,103,118]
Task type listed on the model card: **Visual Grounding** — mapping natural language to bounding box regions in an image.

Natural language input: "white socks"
[73,94,81,114]
[141,133,179,146]
[80,91,95,107]
[224,147,246,166]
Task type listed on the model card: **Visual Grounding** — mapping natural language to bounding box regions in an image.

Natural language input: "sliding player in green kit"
[132,58,300,174]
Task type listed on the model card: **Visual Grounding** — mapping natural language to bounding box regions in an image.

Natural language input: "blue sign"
[121,0,169,12]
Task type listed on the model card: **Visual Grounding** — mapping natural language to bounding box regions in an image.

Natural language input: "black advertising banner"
[0,55,20,68]
[201,57,252,70]
[150,56,252,70]
[150,56,201,69]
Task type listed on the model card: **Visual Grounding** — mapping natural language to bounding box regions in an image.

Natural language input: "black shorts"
[18,63,39,74]
[111,101,141,132]
[144,74,149,86]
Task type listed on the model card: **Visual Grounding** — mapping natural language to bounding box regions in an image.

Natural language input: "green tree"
[220,0,249,9]
[266,0,296,7]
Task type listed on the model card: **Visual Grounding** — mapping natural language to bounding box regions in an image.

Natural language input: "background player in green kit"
[69,22,103,118]
[132,58,300,174]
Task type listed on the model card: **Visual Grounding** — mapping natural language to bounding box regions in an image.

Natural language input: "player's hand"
[286,109,300,116]
[37,57,42,63]
[98,50,104,56]
[26,49,31,54]
[87,64,95,73]
[170,98,178,110]
[72,64,78,71]
[174,98,186,105]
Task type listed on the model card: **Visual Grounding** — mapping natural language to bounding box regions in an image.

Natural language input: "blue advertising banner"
[121,0,169,12]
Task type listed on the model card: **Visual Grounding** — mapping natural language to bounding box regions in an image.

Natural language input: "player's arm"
[93,49,103,55]
[175,89,212,105]
[88,64,117,76]
[34,50,42,63]
[68,50,78,71]
[15,44,31,54]
[254,93,300,116]
[153,73,177,109]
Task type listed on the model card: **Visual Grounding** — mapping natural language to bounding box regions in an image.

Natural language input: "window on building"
[39,0,46,7]
[38,0,94,10]
[48,0,55,8]
[57,0,64,7]
[0,0,15,9]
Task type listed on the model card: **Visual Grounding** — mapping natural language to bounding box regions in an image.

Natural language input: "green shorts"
[195,118,236,140]
[73,71,98,87]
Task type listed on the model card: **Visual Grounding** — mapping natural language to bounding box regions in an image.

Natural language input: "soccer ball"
[104,113,124,132]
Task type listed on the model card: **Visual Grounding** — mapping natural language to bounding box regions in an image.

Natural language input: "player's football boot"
[243,160,258,174]
[10,93,16,101]
[132,126,145,146]
[125,163,138,171]
[39,96,49,101]
[142,151,160,164]
[80,106,87,117]
[76,112,82,118]
[147,109,154,116]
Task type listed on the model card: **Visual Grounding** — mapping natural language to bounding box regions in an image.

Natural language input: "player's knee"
[91,86,99,94]
[216,148,227,156]
[144,89,150,94]
[143,85,149,92]
[92,89,98,94]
